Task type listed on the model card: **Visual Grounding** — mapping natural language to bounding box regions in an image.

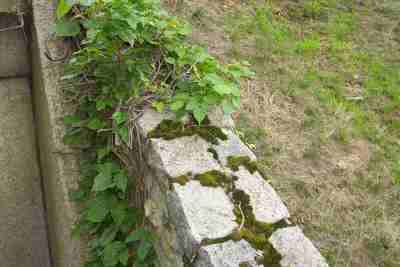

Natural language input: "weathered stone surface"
[137,108,175,135]
[269,227,329,267]
[0,14,30,77]
[149,136,222,177]
[212,130,256,166]
[172,181,237,243]
[0,78,51,267]
[31,0,86,266]
[195,240,260,267]
[234,167,289,223]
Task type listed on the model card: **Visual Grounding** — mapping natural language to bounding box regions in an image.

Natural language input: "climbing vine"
[54,0,252,266]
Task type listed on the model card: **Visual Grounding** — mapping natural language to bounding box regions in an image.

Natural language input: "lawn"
[168,0,400,266]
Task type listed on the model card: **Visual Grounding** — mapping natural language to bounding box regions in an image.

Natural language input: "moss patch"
[207,147,219,161]
[147,119,228,145]
[194,170,231,187]
[170,175,190,186]
[227,156,258,174]
[232,189,286,266]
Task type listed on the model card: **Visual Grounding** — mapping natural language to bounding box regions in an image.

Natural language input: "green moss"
[227,156,259,174]
[194,170,231,187]
[170,175,190,186]
[147,119,228,145]
[232,189,285,267]
[207,147,219,160]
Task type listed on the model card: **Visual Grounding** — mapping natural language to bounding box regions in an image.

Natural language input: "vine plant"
[54,0,253,266]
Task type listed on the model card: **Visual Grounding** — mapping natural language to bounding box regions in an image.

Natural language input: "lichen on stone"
[147,119,228,145]
[227,156,258,174]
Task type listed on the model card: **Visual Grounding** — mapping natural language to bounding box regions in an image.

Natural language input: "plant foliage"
[55,0,252,266]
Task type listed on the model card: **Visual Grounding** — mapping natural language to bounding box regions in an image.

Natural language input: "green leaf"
[115,171,128,193]
[86,194,111,223]
[193,107,207,124]
[102,241,126,267]
[119,248,130,265]
[99,226,119,246]
[56,0,74,19]
[137,240,152,261]
[126,228,151,243]
[222,99,235,114]
[170,100,185,111]
[92,163,115,192]
[151,101,165,112]
[87,117,106,130]
[52,20,80,37]
[64,115,81,126]
[117,126,129,144]
[111,201,128,226]
[112,111,127,125]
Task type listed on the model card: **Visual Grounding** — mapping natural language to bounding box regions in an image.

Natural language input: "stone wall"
[136,108,329,267]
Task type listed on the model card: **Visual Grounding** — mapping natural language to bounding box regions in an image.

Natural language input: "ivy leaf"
[119,248,130,265]
[87,117,106,130]
[112,111,127,125]
[137,240,153,261]
[222,99,235,114]
[56,0,75,19]
[170,100,185,111]
[115,171,128,193]
[117,126,129,144]
[102,241,126,267]
[151,101,165,112]
[64,115,81,126]
[92,163,115,192]
[52,20,80,37]
[126,228,152,243]
[193,108,207,124]
[99,226,119,246]
[111,201,128,226]
[86,194,111,223]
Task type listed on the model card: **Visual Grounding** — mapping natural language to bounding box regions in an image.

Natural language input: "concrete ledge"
[0,14,30,78]
[138,108,329,267]
[31,0,86,266]
[0,0,29,13]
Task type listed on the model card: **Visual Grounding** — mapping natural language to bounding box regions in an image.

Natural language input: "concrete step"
[0,14,30,78]
[0,78,51,267]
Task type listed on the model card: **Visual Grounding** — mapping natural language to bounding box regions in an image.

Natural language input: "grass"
[166,0,400,266]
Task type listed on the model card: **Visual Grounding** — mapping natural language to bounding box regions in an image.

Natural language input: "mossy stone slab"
[269,227,329,267]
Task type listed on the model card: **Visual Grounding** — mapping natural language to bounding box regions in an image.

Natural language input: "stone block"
[234,167,290,223]
[269,226,329,267]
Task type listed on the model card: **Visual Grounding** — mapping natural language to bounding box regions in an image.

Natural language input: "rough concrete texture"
[0,78,51,267]
[234,167,290,223]
[195,240,260,267]
[0,14,30,77]
[0,0,29,13]
[269,227,329,267]
[31,0,86,266]
[138,108,329,267]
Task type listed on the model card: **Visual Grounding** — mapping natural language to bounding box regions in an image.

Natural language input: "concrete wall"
[30,0,86,266]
